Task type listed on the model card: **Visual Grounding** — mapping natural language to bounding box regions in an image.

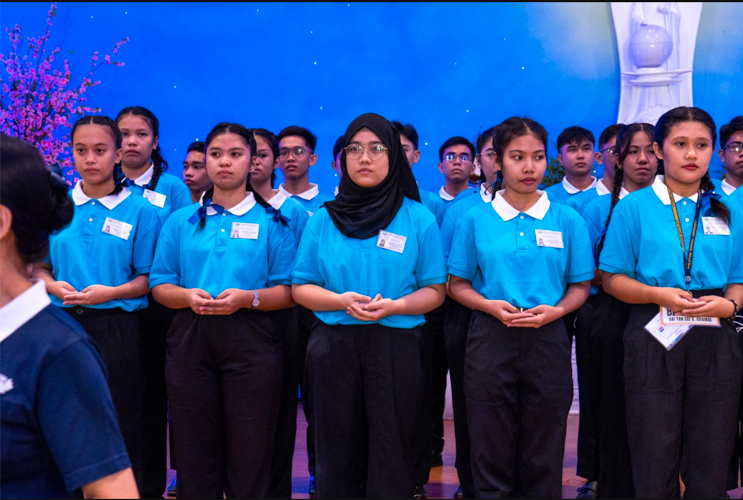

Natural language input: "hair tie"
[266,206,291,227]
[188,198,225,224]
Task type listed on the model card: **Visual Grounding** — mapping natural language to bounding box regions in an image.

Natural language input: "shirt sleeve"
[414,214,447,287]
[170,179,194,213]
[37,338,131,491]
[149,215,182,288]
[598,208,638,278]
[447,214,478,281]
[266,220,297,287]
[566,216,596,283]
[583,203,604,263]
[291,218,324,286]
[290,204,310,245]
[132,204,161,275]
[727,197,743,284]
[439,206,459,259]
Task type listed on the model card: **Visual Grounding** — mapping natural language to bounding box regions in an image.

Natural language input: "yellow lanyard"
[667,186,702,291]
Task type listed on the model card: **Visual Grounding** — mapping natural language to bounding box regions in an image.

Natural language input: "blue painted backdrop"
[2,2,741,194]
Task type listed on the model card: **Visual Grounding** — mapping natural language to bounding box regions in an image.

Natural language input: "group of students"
[0,104,742,500]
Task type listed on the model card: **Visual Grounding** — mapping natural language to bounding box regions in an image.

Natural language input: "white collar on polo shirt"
[619,187,630,199]
[480,184,492,203]
[278,183,319,201]
[200,192,256,215]
[596,179,611,196]
[268,190,287,210]
[721,179,736,196]
[651,175,699,204]
[334,186,339,197]
[72,180,131,209]
[439,186,455,201]
[132,162,154,186]
[562,176,598,194]
[491,189,550,221]
[0,280,51,344]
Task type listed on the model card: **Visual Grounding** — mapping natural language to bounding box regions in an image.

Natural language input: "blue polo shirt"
[566,179,612,216]
[0,281,130,498]
[277,183,333,217]
[125,163,192,225]
[599,176,743,290]
[419,189,447,226]
[440,185,492,258]
[268,191,311,244]
[292,197,447,329]
[544,176,599,205]
[712,177,738,203]
[150,193,296,298]
[46,183,160,312]
[448,191,594,309]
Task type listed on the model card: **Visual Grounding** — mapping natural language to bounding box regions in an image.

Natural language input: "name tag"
[377,230,407,254]
[645,312,691,351]
[102,217,133,240]
[702,217,730,235]
[535,229,563,248]
[143,189,167,208]
[231,222,259,239]
[660,306,721,327]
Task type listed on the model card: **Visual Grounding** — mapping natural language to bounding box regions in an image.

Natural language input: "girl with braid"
[600,107,743,498]
[581,122,657,499]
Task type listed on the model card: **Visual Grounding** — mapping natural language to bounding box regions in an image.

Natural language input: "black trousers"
[624,293,741,499]
[728,327,743,490]
[166,309,282,499]
[297,305,316,477]
[466,311,572,499]
[307,321,422,499]
[431,303,449,457]
[563,299,598,481]
[413,309,434,486]
[444,299,475,498]
[139,296,175,498]
[65,307,145,494]
[268,307,300,499]
[590,288,634,498]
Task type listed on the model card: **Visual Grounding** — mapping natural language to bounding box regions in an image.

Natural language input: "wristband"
[725,299,738,322]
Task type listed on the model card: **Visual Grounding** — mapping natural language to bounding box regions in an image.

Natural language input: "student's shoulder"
[163,202,200,227]
[458,199,493,225]
[126,190,160,218]
[314,192,335,204]
[582,192,610,216]
[18,305,91,356]
[402,196,437,225]
[548,199,586,227]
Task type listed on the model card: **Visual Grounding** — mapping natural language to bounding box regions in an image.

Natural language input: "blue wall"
[2,2,740,193]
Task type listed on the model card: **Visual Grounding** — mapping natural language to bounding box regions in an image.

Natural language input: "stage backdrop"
[2,2,741,194]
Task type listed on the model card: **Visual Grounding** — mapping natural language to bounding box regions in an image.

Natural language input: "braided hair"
[198,123,272,230]
[116,106,169,191]
[70,115,125,196]
[655,106,729,225]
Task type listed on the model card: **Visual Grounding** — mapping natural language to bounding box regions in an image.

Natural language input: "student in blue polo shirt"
[292,113,447,499]
[437,136,479,209]
[276,125,334,216]
[33,116,160,494]
[332,134,344,197]
[581,122,657,499]
[249,126,311,499]
[150,123,296,499]
[600,107,743,499]
[545,126,599,204]
[448,116,594,499]
[715,116,743,201]
[1,134,138,499]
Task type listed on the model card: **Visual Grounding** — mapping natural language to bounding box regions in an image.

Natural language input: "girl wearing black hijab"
[292,113,447,498]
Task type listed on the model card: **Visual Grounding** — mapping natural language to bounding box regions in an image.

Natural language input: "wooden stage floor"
[164,404,743,499]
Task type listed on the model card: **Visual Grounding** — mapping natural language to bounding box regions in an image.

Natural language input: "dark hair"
[277,125,317,153]
[70,115,125,196]
[438,136,476,162]
[332,135,345,159]
[187,141,206,154]
[655,106,728,225]
[199,123,275,229]
[252,128,280,188]
[390,120,419,150]
[556,126,595,151]
[596,123,655,258]
[476,126,496,155]
[598,123,625,148]
[720,116,743,150]
[492,117,549,197]
[116,106,169,191]
[1,134,74,263]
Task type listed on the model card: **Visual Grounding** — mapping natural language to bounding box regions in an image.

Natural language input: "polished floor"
[164,404,743,499]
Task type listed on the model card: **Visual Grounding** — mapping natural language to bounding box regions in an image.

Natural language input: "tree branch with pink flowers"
[0,3,128,184]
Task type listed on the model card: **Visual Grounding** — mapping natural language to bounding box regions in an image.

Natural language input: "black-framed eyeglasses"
[344,144,388,160]
[444,153,472,162]
[279,147,309,159]
[723,142,743,153]
[600,146,617,156]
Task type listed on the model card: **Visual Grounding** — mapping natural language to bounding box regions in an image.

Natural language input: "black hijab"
[324,113,420,239]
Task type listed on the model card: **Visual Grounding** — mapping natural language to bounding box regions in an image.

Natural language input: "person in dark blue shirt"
[1,134,138,499]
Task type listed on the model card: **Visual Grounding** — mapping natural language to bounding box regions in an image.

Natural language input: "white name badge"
[660,306,721,327]
[377,230,407,254]
[230,222,259,239]
[143,189,167,208]
[101,217,133,240]
[702,217,730,236]
[645,312,692,351]
[535,229,564,249]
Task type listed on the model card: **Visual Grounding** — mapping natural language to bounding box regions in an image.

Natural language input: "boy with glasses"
[277,126,333,216]
[438,137,477,208]
[716,116,743,201]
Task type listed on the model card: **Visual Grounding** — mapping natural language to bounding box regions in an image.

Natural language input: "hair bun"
[47,169,74,232]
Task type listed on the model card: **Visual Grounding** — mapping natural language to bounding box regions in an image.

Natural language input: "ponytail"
[701,171,730,225]
[596,167,624,259]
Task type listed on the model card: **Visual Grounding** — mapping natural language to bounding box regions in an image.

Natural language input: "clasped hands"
[339,291,399,322]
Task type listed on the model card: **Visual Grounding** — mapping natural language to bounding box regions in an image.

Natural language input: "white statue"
[612,2,703,125]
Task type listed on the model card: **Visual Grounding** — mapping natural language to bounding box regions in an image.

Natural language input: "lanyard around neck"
[667,185,702,291]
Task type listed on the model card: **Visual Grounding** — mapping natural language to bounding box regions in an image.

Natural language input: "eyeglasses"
[600,146,617,156]
[723,142,743,153]
[444,153,472,162]
[344,144,388,160]
[279,147,309,159]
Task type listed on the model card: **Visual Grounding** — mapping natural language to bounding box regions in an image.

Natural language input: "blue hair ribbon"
[188,199,225,225]
[701,190,721,217]
[266,206,291,226]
